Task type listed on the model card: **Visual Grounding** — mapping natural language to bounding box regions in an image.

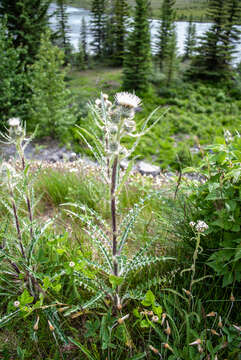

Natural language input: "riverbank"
[63,0,210,22]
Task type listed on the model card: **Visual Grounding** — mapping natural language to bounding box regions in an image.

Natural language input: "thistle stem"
[111,156,118,277]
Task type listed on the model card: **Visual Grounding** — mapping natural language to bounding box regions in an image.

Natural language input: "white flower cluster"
[189,220,209,233]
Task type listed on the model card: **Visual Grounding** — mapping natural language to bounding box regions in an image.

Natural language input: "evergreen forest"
[0,0,241,359]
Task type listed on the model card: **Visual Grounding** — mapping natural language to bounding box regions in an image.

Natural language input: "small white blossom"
[14,300,20,307]
[152,315,159,322]
[115,92,141,108]
[8,117,20,127]
[189,221,196,228]
[69,261,75,267]
[196,220,209,233]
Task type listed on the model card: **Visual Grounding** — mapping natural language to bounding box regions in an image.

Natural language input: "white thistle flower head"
[115,92,141,109]
[8,117,20,127]
[195,220,209,233]
[14,300,20,307]
[69,261,75,267]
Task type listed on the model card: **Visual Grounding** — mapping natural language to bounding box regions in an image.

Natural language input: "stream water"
[49,3,241,64]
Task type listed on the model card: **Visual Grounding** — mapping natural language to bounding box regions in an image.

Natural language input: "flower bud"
[33,316,40,331]
[149,345,159,354]
[124,120,136,133]
[109,142,118,153]
[117,314,129,324]
[109,125,118,135]
[48,320,55,332]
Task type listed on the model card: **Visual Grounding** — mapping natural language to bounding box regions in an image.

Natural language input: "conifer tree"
[164,26,178,86]
[0,0,51,67]
[0,18,26,127]
[156,0,176,70]
[222,0,241,66]
[183,15,196,60]
[90,0,106,57]
[189,0,241,80]
[112,0,129,65]
[55,0,71,63]
[122,0,152,92]
[27,30,76,139]
[80,17,88,63]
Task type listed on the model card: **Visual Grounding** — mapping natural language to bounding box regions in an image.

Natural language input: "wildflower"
[69,261,75,268]
[189,221,196,228]
[198,344,204,353]
[117,314,129,324]
[8,117,20,127]
[115,92,141,108]
[196,220,209,233]
[14,300,20,307]
[48,320,55,332]
[33,316,40,331]
[151,315,159,323]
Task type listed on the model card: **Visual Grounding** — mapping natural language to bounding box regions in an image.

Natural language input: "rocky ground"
[0,139,204,183]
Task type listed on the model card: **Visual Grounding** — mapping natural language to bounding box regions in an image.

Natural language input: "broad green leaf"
[141,290,155,307]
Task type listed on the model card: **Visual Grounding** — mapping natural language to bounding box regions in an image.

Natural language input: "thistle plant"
[0,119,52,326]
[66,92,172,313]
